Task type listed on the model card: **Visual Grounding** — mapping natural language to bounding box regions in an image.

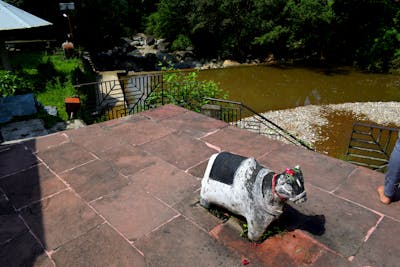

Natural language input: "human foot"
[377,185,391,204]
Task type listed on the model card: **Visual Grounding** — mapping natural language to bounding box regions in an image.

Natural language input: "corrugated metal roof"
[0,0,52,31]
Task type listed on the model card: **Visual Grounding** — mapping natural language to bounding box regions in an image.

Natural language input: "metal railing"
[75,73,163,120]
[75,73,313,151]
[203,97,314,150]
[346,122,398,172]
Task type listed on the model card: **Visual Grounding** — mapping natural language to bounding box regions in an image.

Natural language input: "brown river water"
[197,64,400,158]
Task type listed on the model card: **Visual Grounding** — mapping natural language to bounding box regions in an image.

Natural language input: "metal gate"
[346,122,398,172]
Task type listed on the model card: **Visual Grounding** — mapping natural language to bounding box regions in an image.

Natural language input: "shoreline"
[242,101,400,153]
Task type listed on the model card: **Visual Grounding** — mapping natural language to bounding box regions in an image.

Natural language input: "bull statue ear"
[294,165,301,170]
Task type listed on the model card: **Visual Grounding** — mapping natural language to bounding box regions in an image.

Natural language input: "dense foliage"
[5,0,400,72]
[0,51,90,123]
[146,0,400,71]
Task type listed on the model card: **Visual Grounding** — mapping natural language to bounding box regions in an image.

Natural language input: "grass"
[35,79,77,121]
[3,50,89,127]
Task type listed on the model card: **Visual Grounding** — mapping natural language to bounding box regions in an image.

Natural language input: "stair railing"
[203,97,314,151]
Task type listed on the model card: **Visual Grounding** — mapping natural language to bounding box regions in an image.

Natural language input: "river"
[197,64,400,158]
[197,64,400,113]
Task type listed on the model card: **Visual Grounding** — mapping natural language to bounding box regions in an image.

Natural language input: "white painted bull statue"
[200,151,307,241]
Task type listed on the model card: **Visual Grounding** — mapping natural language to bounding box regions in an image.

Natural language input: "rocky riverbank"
[89,33,266,72]
[242,102,400,154]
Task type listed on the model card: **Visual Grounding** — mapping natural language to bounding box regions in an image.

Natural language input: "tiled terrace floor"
[1,104,399,267]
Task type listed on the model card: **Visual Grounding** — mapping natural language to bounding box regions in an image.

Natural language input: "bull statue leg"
[246,214,276,241]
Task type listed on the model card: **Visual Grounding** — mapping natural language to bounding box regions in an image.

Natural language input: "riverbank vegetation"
[145,0,400,73]
[0,51,94,124]
[11,0,399,73]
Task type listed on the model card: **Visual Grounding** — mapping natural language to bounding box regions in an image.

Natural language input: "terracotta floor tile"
[36,142,96,174]
[201,126,285,158]
[285,185,381,257]
[105,117,176,145]
[24,132,69,153]
[0,231,52,267]
[0,195,28,244]
[140,131,217,170]
[159,110,227,138]
[52,223,145,267]
[135,216,242,266]
[97,145,160,177]
[140,104,189,121]
[129,161,200,205]
[210,220,326,267]
[173,194,223,232]
[334,166,400,221]
[66,124,122,153]
[0,143,38,178]
[91,185,178,241]
[0,164,66,209]
[60,160,130,202]
[20,190,103,250]
[353,216,400,267]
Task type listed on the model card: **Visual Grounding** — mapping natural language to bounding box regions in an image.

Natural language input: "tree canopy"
[6,0,400,72]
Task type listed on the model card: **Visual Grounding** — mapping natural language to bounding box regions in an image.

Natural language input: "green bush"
[0,71,32,96]
[171,34,193,51]
[145,65,227,112]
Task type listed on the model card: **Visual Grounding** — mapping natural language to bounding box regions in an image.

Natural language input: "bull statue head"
[274,165,307,204]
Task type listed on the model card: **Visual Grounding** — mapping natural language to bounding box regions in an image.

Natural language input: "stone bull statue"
[200,152,307,241]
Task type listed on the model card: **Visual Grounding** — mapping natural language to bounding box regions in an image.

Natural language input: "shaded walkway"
[0,105,399,266]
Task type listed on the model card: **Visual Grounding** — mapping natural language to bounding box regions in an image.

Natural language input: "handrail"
[204,97,314,150]
[346,122,398,172]
[75,76,313,151]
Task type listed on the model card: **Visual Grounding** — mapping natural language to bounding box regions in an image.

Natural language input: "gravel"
[240,102,400,148]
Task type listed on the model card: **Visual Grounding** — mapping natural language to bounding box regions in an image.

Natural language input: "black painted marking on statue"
[209,152,247,185]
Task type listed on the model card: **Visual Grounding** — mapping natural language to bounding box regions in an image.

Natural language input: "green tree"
[146,0,191,42]
[253,0,335,61]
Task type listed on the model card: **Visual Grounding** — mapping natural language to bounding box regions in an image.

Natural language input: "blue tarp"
[0,93,37,123]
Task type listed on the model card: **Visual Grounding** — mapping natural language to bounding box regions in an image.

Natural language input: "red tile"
[36,142,96,174]
[140,104,189,121]
[286,185,381,257]
[91,184,178,241]
[135,216,243,266]
[21,190,103,250]
[140,131,217,170]
[353,217,400,267]
[60,160,130,202]
[129,161,200,205]
[173,194,224,232]
[210,220,326,267]
[334,166,400,221]
[201,126,285,158]
[159,110,227,138]
[24,132,69,153]
[97,145,160,176]
[0,231,53,267]
[0,144,38,178]
[52,223,145,267]
[0,164,66,209]
[66,124,121,153]
[186,159,208,179]
[107,118,175,145]
[0,195,28,244]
